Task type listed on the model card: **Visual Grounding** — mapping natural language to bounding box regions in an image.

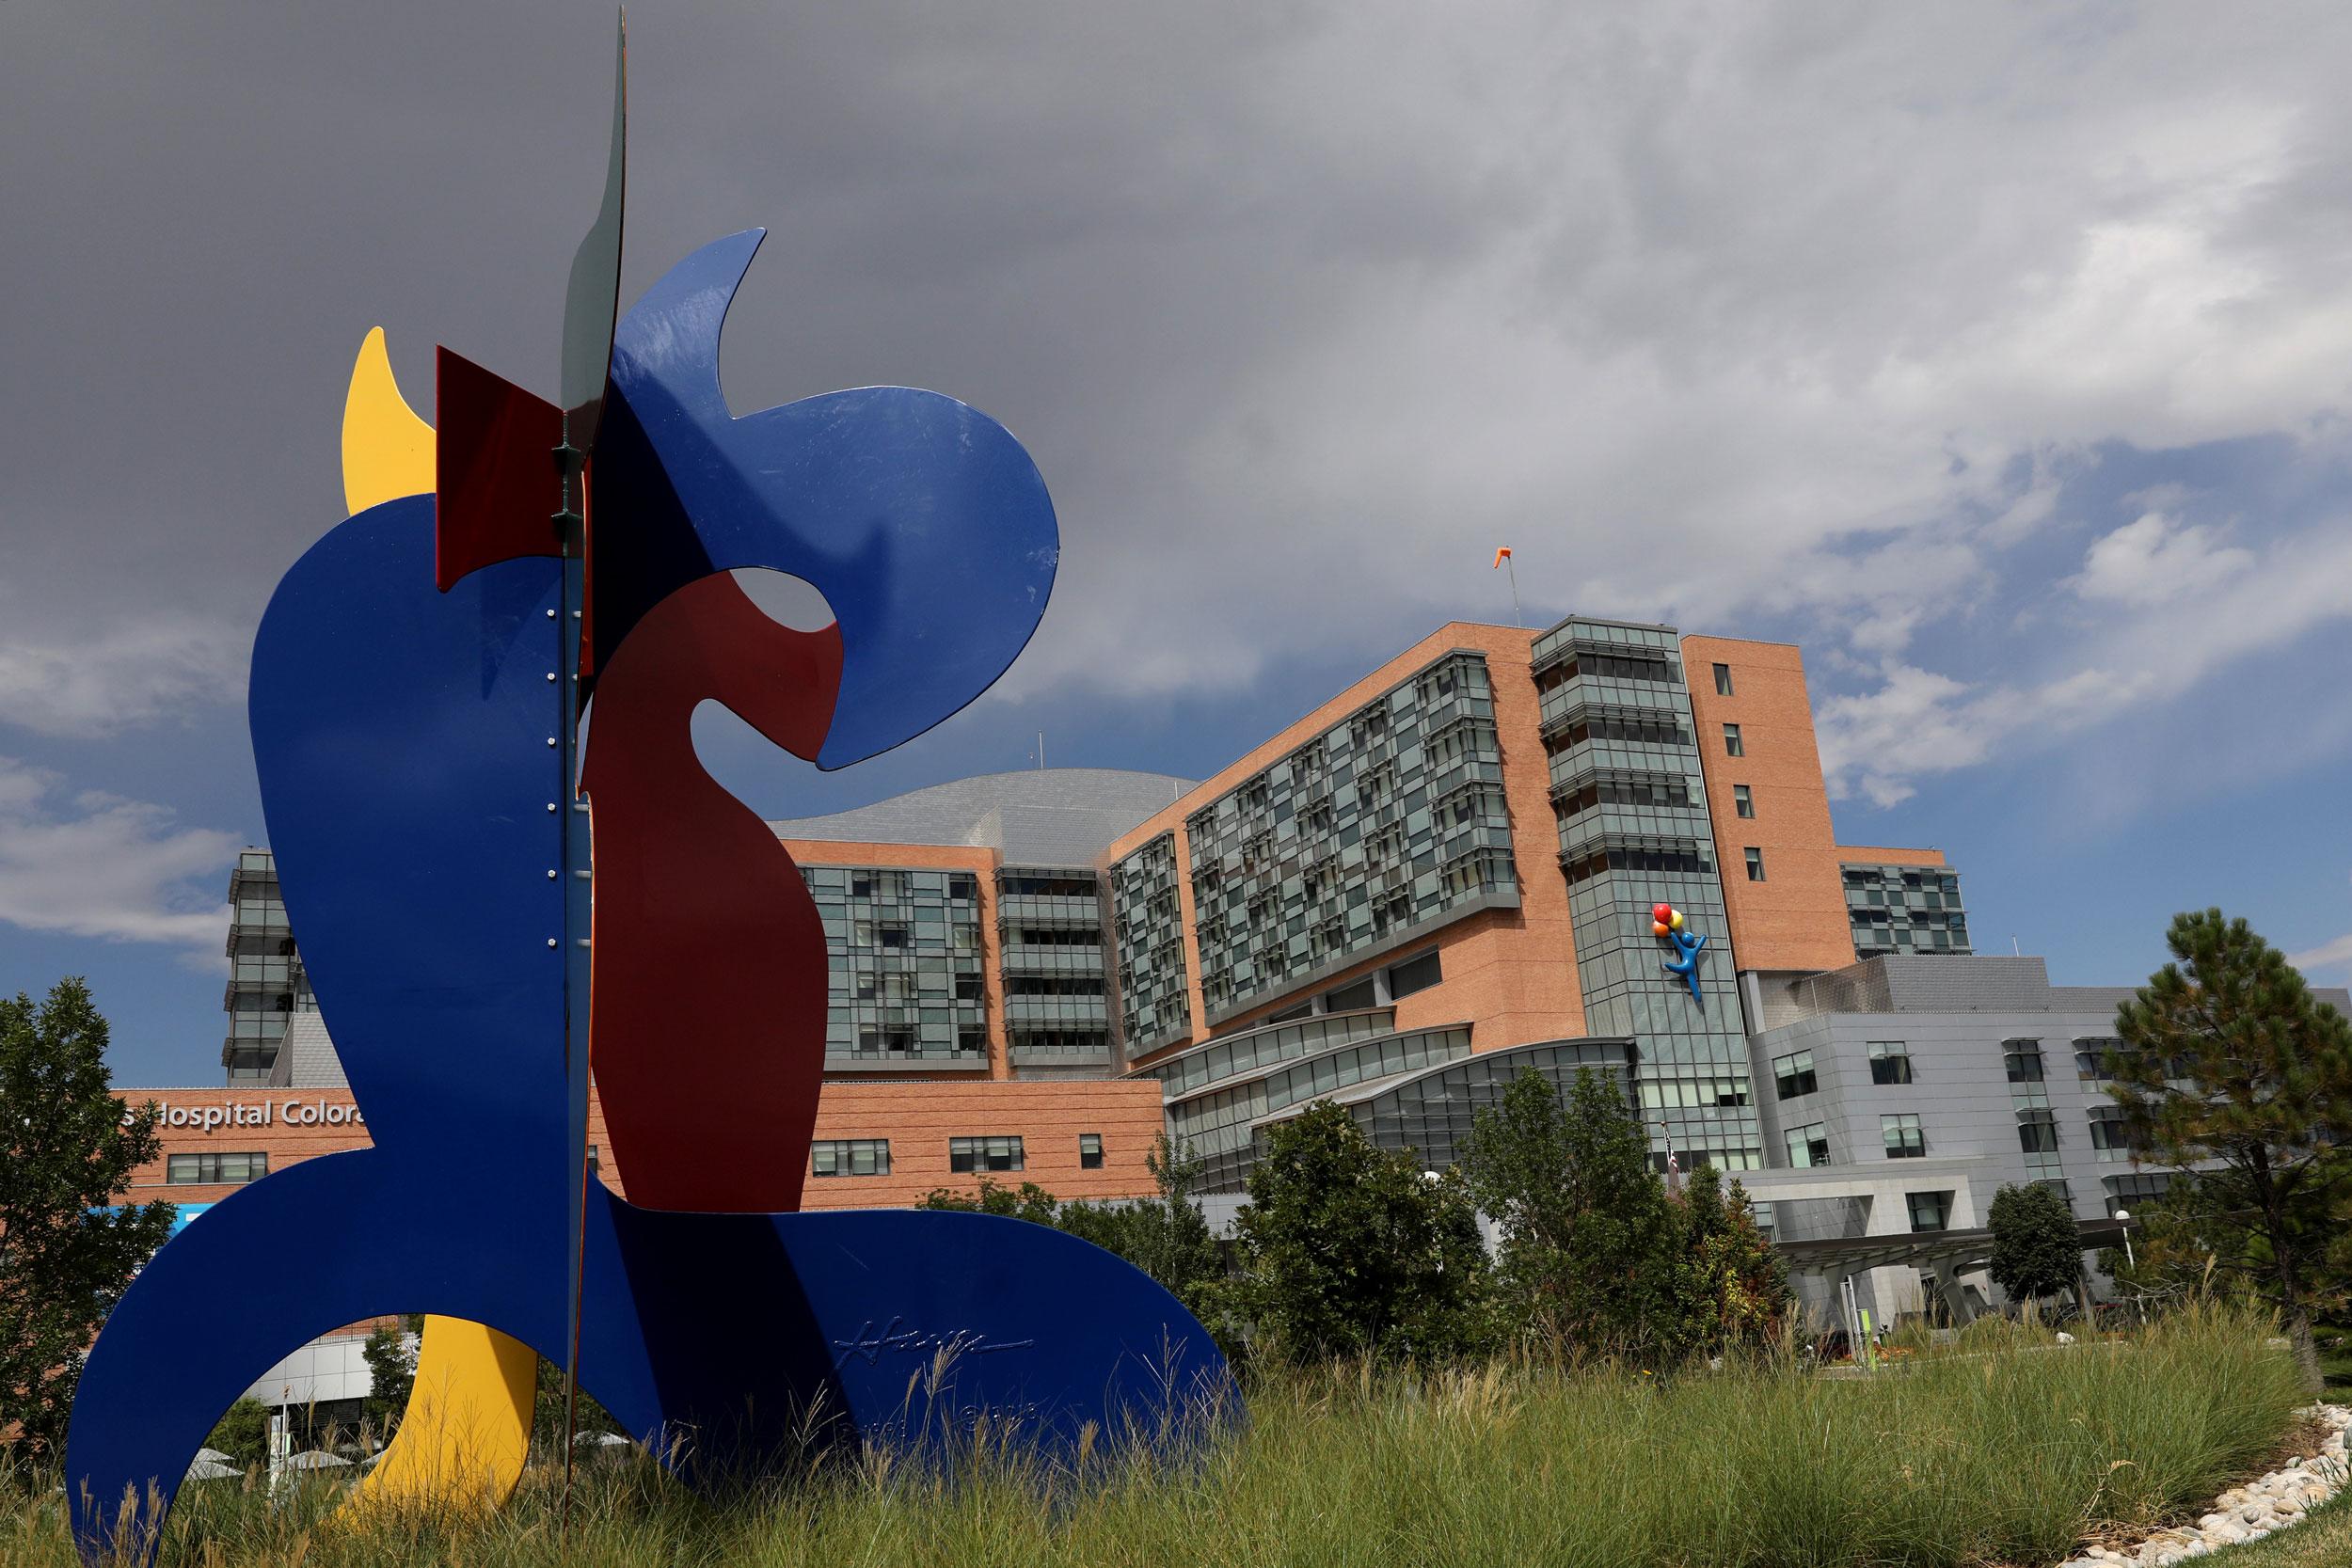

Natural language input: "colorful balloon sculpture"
[63,19,1226,1560]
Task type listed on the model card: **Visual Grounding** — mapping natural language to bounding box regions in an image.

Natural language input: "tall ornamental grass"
[1,1307,2306,1568]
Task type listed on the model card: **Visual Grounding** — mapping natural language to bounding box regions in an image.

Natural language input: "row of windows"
[1009,1027,1112,1052]
[838,870,979,902]
[1005,926,1104,948]
[1543,710,1692,752]
[998,873,1097,898]
[1787,1114,1922,1164]
[1842,866,1962,896]
[1534,646,1683,691]
[1002,975,1105,997]
[1562,843,1714,883]
[1551,772,1693,820]
[807,1134,1109,1178]
[1779,1103,2127,1167]
[167,1151,269,1184]
[1772,1041,1912,1099]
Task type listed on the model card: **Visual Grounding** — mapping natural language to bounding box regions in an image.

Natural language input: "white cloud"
[0,618,245,737]
[2290,931,2352,979]
[2074,512,2253,606]
[0,757,236,949]
[1817,517,2352,805]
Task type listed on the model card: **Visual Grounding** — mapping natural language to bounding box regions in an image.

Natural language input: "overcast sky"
[6,3,2352,1083]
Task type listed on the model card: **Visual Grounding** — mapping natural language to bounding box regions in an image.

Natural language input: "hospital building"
[133,609,2324,1362]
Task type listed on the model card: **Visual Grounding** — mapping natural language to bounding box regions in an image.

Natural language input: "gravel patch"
[2057,1403,2350,1568]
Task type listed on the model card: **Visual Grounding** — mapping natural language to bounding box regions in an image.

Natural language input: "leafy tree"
[0,979,177,1453]
[360,1313,422,1436]
[1671,1164,1789,1356]
[203,1397,270,1468]
[2108,910,2352,1389]
[1459,1068,1680,1359]
[1230,1101,1487,1364]
[1057,1136,1226,1320]
[1987,1181,2082,1313]
[531,1355,621,1450]
[917,1177,1061,1225]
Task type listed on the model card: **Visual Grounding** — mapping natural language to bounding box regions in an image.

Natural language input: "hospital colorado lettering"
[136,1098,365,1132]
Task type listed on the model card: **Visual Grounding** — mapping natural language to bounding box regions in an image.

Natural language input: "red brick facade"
[114,1076,1168,1213]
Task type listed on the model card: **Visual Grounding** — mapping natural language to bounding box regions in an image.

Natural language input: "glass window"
[1882,1114,1926,1158]
[1907,1191,1952,1232]
[2105,1172,2171,1217]
[949,1135,1025,1174]
[1867,1040,1913,1085]
[1772,1049,1817,1101]
[2004,1039,2044,1083]
[1387,949,1443,1000]
[1079,1132,1104,1169]
[810,1139,891,1177]
[166,1151,269,1185]
[1324,976,1378,1012]
[2017,1109,2059,1154]
[1713,662,1734,696]
[1733,784,1754,818]
[1744,847,1766,882]
[2074,1038,2121,1081]
[2088,1110,2133,1153]
[1722,723,1743,757]
[1786,1123,1830,1167]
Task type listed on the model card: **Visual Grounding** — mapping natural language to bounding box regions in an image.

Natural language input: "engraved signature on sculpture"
[830,1317,1039,1370]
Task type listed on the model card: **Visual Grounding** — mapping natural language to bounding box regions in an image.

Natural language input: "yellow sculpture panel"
[338,330,537,1510]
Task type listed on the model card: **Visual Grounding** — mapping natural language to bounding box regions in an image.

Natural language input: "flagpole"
[1493,546,1523,627]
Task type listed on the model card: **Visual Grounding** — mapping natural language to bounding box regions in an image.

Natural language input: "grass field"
[1,1308,2312,1568]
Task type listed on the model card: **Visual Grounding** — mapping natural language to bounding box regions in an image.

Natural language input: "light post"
[2114,1210,2140,1327]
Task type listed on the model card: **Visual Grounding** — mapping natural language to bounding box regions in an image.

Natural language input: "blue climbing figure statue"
[1650,901,1707,1002]
[1662,926,1708,1002]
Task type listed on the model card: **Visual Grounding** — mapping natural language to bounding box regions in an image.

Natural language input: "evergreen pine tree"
[2108,909,2352,1389]
[0,978,178,1453]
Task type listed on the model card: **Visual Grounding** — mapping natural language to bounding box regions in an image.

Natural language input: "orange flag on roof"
[1492,546,1512,569]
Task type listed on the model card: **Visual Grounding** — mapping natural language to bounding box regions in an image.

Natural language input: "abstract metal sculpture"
[64,18,1226,1560]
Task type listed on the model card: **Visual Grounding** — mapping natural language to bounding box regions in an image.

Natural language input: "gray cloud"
[5,1,2351,795]
[0,757,235,948]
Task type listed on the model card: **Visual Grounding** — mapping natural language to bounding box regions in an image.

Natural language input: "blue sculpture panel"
[589,230,1061,770]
